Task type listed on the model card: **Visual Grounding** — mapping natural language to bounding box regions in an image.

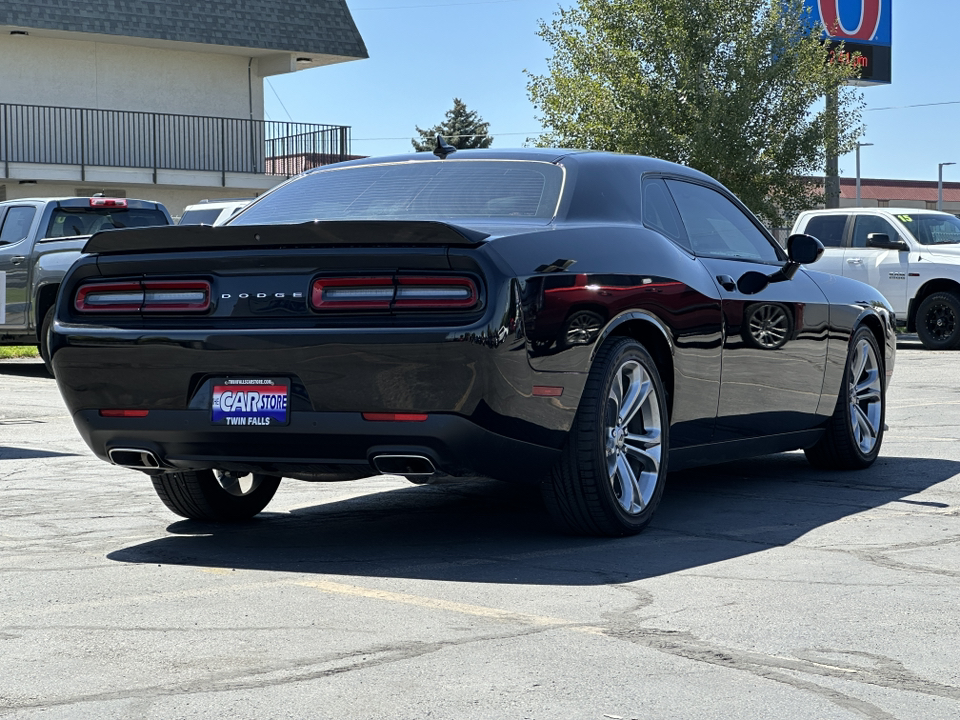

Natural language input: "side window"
[642,178,690,252]
[852,215,898,248]
[664,179,781,263]
[803,215,848,248]
[0,207,37,245]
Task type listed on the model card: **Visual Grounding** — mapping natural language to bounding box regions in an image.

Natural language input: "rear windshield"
[230,160,564,225]
[45,208,169,238]
[178,208,223,226]
[899,213,960,245]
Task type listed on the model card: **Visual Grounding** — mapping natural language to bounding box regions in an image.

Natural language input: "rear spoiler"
[83,220,490,255]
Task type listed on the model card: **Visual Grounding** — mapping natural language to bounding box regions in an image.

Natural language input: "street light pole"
[856,142,873,207]
[939,162,956,211]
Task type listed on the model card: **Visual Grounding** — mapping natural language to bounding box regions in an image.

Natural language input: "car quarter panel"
[486,224,724,449]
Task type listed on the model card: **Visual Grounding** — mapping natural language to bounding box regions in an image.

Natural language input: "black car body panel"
[51,150,896,484]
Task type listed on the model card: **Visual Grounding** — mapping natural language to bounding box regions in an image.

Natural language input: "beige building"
[0,1,367,215]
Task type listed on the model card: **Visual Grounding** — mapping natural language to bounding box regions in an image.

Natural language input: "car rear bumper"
[72,409,561,483]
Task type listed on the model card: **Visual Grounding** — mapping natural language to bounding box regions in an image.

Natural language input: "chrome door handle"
[10,256,26,265]
[846,258,863,265]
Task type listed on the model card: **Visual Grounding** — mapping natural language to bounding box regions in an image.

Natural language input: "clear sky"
[265,0,960,184]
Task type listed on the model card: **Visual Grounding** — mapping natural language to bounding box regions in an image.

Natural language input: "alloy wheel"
[848,337,883,455]
[748,304,789,349]
[604,359,663,515]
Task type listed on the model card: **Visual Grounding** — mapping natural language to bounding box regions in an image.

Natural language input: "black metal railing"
[0,103,350,177]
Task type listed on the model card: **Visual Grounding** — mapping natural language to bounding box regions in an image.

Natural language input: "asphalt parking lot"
[1,339,959,719]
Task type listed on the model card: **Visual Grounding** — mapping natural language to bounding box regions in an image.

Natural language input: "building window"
[877,200,889,207]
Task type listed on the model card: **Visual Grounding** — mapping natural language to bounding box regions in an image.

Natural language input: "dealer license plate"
[211,378,290,427]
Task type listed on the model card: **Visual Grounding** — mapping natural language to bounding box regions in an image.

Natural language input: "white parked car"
[177,198,253,226]
[792,208,960,349]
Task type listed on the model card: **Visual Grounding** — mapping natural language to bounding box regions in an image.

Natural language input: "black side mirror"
[786,233,825,264]
[866,232,909,251]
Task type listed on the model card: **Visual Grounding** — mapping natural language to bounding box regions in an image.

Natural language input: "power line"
[865,100,960,112]
[265,79,293,122]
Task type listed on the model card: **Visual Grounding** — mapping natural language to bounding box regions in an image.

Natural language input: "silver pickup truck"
[0,196,172,373]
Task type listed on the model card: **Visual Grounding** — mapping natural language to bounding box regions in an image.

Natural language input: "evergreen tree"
[412,99,493,152]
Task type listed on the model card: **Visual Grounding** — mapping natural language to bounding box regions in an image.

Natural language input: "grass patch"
[0,346,39,359]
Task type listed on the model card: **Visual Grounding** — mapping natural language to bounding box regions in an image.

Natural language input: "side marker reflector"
[99,409,150,418]
[533,386,564,397]
[362,412,429,422]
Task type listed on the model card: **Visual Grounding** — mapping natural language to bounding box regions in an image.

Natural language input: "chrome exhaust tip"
[107,447,162,470]
[371,454,437,477]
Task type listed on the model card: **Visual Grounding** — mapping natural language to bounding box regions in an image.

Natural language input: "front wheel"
[543,337,669,536]
[916,291,960,350]
[150,470,281,521]
[804,326,885,470]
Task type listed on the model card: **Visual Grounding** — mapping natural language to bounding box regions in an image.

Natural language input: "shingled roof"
[0,1,367,60]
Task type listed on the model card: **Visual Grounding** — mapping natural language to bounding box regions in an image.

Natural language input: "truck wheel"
[804,326,885,470]
[917,292,960,350]
[542,337,668,536]
[39,307,55,377]
[150,470,281,521]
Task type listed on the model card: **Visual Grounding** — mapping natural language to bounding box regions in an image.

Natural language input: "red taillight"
[532,386,564,397]
[310,276,478,311]
[394,276,478,309]
[99,409,150,417]
[75,280,211,313]
[362,412,429,422]
[75,282,143,313]
[142,281,211,313]
[311,277,395,310]
[89,197,127,208]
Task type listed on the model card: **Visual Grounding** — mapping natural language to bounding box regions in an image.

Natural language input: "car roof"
[314,147,714,178]
[801,207,955,217]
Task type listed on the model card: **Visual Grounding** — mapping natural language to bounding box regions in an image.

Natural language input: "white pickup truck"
[791,208,960,349]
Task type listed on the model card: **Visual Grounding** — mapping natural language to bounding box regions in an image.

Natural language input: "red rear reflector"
[533,386,564,397]
[99,409,150,417]
[89,197,128,208]
[362,412,429,422]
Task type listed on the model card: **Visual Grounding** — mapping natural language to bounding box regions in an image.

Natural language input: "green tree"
[527,0,864,227]
[412,98,493,152]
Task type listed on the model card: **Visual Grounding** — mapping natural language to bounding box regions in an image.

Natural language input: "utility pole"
[939,162,956,211]
[856,142,873,207]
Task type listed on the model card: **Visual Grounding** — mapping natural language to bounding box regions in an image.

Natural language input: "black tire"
[804,326,885,470]
[542,337,669,536]
[916,292,960,350]
[150,470,281,521]
[39,306,55,378]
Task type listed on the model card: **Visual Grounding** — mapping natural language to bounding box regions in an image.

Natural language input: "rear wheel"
[543,337,668,536]
[150,470,281,521]
[916,291,960,350]
[39,307,55,377]
[804,326,885,470]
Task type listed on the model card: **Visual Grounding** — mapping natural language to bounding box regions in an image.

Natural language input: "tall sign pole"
[805,1,892,208]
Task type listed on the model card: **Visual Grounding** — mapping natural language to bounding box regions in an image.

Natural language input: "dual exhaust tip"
[107,448,438,478]
[107,447,161,470]
[370,454,436,477]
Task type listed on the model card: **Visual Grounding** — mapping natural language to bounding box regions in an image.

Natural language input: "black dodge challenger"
[50,148,896,536]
